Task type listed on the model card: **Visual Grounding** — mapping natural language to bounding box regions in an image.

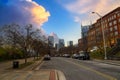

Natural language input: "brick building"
[79,7,120,51]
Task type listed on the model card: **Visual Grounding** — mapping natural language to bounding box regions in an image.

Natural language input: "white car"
[72,54,79,59]
[44,55,51,60]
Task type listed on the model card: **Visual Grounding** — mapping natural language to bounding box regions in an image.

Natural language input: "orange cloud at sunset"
[31,5,50,27]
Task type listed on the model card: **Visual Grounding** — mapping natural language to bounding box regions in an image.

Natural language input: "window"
[113,20,117,25]
[112,16,114,20]
[109,22,112,26]
[115,31,118,36]
[117,13,120,17]
[105,20,107,23]
[114,25,117,30]
[114,15,116,18]
[110,17,112,20]
[119,18,120,22]
[110,27,113,31]
[106,24,108,27]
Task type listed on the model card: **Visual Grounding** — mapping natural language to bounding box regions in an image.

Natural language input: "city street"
[39,57,120,80]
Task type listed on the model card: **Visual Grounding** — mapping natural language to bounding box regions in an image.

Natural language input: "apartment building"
[79,7,120,51]
[88,7,120,50]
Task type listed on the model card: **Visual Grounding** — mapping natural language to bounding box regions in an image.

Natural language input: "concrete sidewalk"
[93,59,120,66]
[0,70,66,80]
[0,57,66,80]
[0,57,34,71]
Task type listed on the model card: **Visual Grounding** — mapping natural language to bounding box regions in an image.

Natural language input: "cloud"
[0,0,50,28]
[58,0,120,25]
[50,32,59,44]
[74,16,81,23]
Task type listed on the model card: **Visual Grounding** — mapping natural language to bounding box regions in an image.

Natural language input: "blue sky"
[33,0,81,44]
[33,0,120,45]
[0,0,119,45]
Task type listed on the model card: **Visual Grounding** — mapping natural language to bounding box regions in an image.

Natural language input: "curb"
[32,57,44,70]
[49,70,66,80]
[56,70,66,80]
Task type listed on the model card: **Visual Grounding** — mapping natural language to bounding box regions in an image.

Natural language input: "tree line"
[0,24,49,63]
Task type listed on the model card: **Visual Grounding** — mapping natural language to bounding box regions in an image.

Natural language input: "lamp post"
[92,12,107,60]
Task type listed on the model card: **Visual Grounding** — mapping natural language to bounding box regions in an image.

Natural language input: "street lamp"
[92,12,107,60]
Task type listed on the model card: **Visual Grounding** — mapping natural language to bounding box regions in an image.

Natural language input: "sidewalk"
[0,57,34,71]
[0,57,66,80]
[93,59,120,66]
[0,69,66,80]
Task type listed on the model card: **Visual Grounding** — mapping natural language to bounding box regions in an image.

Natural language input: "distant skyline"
[0,0,120,45]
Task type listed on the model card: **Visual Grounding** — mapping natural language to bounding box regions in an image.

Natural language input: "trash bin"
[13,61,19,69]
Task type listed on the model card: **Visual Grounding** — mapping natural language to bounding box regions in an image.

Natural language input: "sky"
[0,0,120,45]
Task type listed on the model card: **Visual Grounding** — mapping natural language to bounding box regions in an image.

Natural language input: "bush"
[0,47,24,61]
[0,47,8,61]
[90,50,104,60]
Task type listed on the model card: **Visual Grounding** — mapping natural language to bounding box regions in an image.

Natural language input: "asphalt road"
[39,57,120,80]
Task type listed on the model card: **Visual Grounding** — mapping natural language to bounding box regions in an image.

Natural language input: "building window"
[110,27,113,31]
[114,25,117,30]
[115,31,118,36]
[106,24,108,27]
[113,20,117,25]
[110,17,112,21]
[105,20,107,23]
[109,22,112,26]
[114,15,116,18]
[117,13,120,17]
[112,16,114,20]
[119,18,120,22]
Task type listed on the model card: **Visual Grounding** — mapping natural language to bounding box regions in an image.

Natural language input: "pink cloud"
[58,0,120,25]
[61,0,119,14]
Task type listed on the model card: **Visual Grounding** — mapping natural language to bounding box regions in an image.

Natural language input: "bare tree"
[2,23,49,63]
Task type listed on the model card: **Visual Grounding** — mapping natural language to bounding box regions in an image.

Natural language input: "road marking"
[64,60,117,80]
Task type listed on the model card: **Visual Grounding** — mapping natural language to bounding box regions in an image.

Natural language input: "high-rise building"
[59,39,65,49]
[55,43,59,51]
[81,25,90,51]
[48,36,54,47]
[67,41,73,46]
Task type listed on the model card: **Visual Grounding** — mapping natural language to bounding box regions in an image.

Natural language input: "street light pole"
[92,12,107,60]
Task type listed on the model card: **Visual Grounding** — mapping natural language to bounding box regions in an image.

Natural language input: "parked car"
[72,54,79,59]
[44,54,51,60]
[63,54,70,58]
[79,52,90,60]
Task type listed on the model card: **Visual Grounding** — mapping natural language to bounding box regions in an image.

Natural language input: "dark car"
[44,55,51,60]
[79,52,90,60]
